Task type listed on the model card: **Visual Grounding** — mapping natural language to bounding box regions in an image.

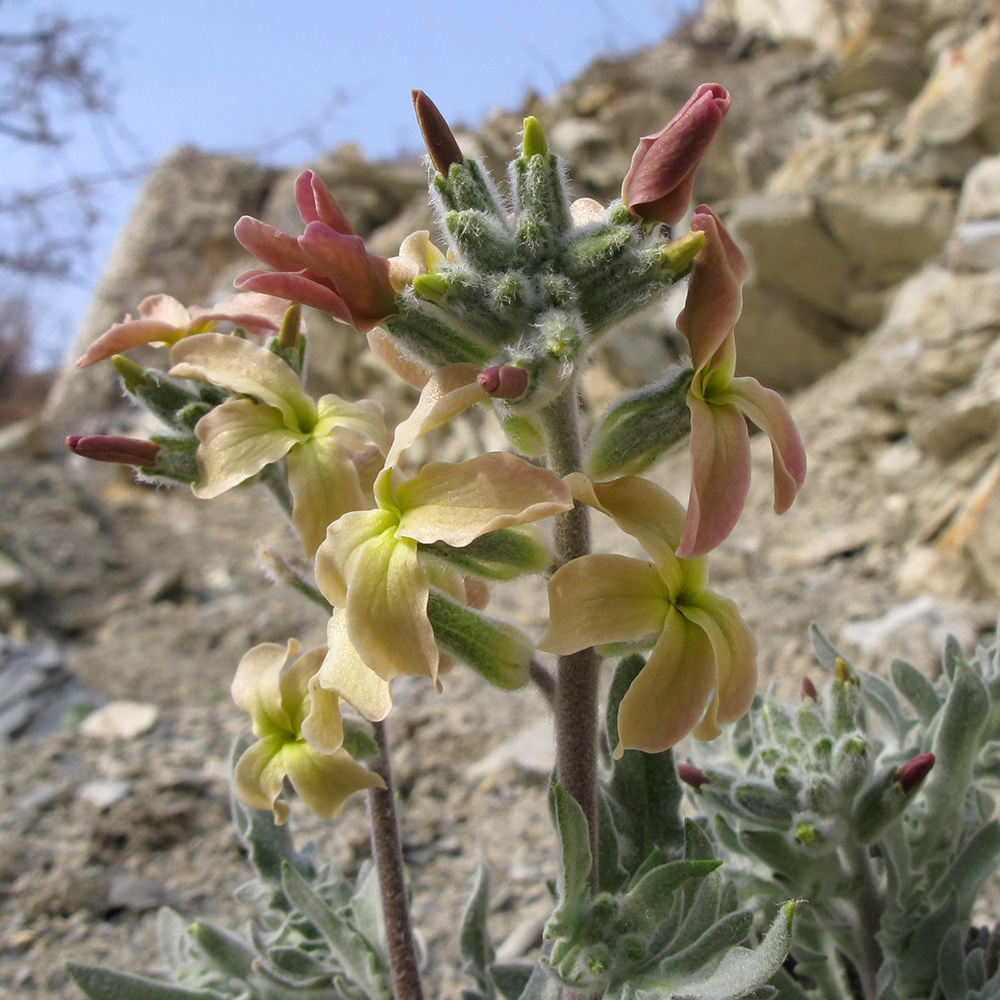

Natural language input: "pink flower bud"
[676,763,711,790]
[478,365,528,399]
[801,677,819,702]
[412,90,463,175]
[622,83,730,227]
[894,752,935,794]
[66,435,160,467]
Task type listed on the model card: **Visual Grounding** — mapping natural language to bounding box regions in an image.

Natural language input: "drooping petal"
[366,327,433,389]
[281,742,384,820]
[680,591,757,737]
[234,268,357,326]
[330,512,439,683]
[385,363,485,467]
[276,643,327,720]
[676,206,748,371]
[231,640,298,737]
[233,734,291,823]
[395,453,573,546]
[188,291,290,336]
[723,376,807,514]
[565,473,687,588]
[676,396,751,558]
[615,606,717,756]
[286,435,366,558]
[319,609,393,722]
[540,553,670,654]
[299,673,346,755]
[191,398,300,499]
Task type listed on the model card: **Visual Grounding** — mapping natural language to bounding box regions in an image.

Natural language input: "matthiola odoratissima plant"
[60,83,999,1000]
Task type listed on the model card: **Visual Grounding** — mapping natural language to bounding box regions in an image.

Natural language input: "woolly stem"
[541,382,600,877]
[367,720,424,1000]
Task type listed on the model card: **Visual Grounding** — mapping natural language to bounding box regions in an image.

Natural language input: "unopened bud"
[677,763,710,790]
[478,365,528,399]
[412,90,463,176]
[66,434,160,467]
[278,302,302,351]
[656,230,705,275]
[801,677,818,701]
[111,354,151,391]
[894,752,935,794]
[834,657,855,684]
[521,116,548,158]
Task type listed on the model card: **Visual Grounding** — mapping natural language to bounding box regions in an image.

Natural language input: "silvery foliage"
[685,620,1000,1000]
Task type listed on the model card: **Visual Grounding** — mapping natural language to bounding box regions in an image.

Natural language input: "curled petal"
[295,169,356,235]
[299,673,346,755]
[281,742,384,820]
[724,376,807,514]
[615,608,717,756]
[77,318,183,368]
[680,591,757,738]
[234,216,312,273]
[170,333,314,430]
[385,364,485,467]
[622,84,730,226]
[395,453,573,546]
[191,398,300,499]
[320,610,393,722]
[540,554,670,655]
[188,291,291,336]
[316,394,388,455]
[676,396,751,558]
[677,206,748,370]
[231,640,298,737]
[233,734,291,823]
[566,473,688,587]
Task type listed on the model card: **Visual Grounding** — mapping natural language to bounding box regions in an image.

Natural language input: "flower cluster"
[67,83,805,823]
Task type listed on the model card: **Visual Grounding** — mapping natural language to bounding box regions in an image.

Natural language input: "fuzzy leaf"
[280,861,392,1000]
[459,863,497,1000]
[490,962,537,1000]
[624,860,723,938]
[65,965,223,1000]
[550,783,593,922]
[890,658,941,726]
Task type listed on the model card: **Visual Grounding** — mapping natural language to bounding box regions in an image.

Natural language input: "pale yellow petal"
[319,610,393,722]
[315,394,388,455]
[300,673,346,754]
[233,734,291,823]
[231,640,298,736]
[344,527,439,684]
[615,607,716,756]
[170,332,315,430]
[287,436,366,558]
[192,398,300,499]
[396,453,573,546]
[283,742,385,819]
[385,363,486,468]
[539,554,670,655]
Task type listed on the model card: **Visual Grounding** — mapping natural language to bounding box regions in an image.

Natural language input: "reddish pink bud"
[66,434,160,467]
[412,90,464,176]
[676,763,711,790]
[801,677,819,702]
[478,365,528,399]
[622,83,730,227]
[894,752,934,794]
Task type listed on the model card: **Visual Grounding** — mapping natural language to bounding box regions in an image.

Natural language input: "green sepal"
[141,433,199,486]
[436,157,507,217]
[113,355,219,433]
[447,208,521,272]
[498,413,546,457]
[512,148,571,254]
[383,301,493,368]
[851,764,912,846]
[426,589,532,691]
[521,116,548,158]
[586,363,694,478]
[418,525,552,581]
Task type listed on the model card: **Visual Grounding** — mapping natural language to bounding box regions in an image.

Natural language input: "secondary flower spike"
[622,83,730,227]
[675,205,806,556]
[540,474,757,756]
[234,169,397,333]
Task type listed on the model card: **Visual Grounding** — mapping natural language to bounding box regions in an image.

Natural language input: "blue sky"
[8,0,697,367]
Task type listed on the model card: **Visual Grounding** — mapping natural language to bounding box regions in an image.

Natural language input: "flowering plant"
[61,85,999,1000]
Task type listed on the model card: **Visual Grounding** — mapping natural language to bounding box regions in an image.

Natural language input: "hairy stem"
[368,720,424,1000]
[541,383,600,874]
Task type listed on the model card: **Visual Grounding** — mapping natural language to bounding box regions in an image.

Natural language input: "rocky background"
[3,0,1000,996]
